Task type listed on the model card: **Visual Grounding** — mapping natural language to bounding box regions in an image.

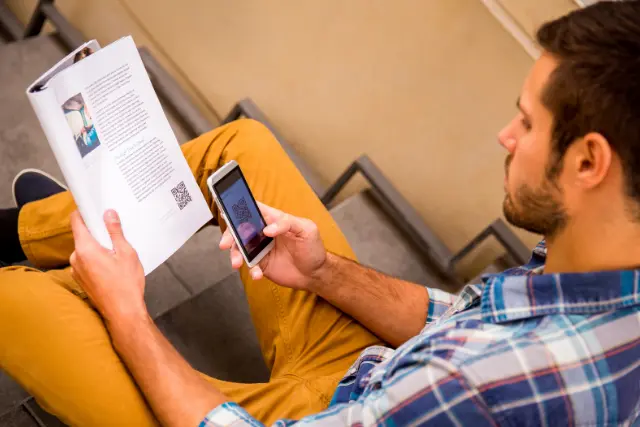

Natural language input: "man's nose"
[498,123,517,153]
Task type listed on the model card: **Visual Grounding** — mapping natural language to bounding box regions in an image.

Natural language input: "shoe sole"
[12,168,69,208]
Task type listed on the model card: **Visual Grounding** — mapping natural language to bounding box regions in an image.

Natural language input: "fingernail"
[251,270,260,280]
[264,224,277,233]
[105,210,118,222]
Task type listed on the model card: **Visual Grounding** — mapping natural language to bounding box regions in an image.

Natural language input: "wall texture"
[7,0,576,269]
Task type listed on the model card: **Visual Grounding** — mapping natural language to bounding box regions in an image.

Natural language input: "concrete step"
[0,397,65,427]
[330,190,454,290]
[0,405,35,427]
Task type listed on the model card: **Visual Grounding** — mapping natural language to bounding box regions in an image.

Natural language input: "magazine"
[27,36,212,274]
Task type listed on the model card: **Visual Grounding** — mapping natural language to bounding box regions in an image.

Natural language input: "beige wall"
[499,0,578,40]
[10,0,573,271]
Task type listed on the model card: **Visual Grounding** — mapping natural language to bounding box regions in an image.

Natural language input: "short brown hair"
[536,0,640,201]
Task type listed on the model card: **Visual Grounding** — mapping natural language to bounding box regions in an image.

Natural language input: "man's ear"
[572,132,612,189]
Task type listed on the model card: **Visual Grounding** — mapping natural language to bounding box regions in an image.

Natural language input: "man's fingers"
[219,230,234,250]
[104,210,130,253]
[219,230,244,269]
[69,251,78,269]
[256,202,311,237]
[70,210,98,250]
[229,243,244,269]
[249,266,263,281]
[227,245,262,280]
[68,253,83,285]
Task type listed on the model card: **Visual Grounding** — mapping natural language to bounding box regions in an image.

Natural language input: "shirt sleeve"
[425,287,457,324]
[199,356,495,427]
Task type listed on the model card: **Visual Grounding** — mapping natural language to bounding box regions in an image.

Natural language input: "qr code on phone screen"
[171,181,192,210]
[232,197,253,223]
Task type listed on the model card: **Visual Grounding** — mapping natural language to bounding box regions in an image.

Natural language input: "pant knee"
[223,118,282,156]
[0,266,82,315]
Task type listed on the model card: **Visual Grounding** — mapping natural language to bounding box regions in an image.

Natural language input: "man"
[1,1,639,425]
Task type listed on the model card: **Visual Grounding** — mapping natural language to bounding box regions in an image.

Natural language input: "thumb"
[104,209,129,252]
[264,213,305,238]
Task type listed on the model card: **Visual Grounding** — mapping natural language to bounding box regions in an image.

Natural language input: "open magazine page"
[45,36,212,274]
[26,41,104,238]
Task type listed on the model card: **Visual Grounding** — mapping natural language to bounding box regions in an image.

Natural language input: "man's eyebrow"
[516,97,531,117]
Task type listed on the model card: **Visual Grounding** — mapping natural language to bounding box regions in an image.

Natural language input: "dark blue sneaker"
[12,169,68,209]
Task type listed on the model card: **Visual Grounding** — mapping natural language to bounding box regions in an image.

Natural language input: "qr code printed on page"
[171,181,192,210]
[232,197,252,223]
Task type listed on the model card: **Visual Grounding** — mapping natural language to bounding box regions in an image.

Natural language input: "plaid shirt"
[201,241,640,426]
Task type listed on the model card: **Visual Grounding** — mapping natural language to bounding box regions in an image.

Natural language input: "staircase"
[0,4,529,426]
[0,31,451,427]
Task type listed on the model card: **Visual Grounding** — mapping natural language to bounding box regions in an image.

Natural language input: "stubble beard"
[503,178,568,240]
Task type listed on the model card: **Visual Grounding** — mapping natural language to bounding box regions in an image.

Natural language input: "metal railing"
[11,0,532,286]
[321,155,531,284]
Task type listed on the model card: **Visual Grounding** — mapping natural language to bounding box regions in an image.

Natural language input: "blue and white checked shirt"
[201,241,640,426]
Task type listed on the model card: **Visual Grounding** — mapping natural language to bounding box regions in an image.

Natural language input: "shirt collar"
[479,240,640,323]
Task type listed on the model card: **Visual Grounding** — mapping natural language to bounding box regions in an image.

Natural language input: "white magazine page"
[47,36,212,274]
[26,41,106,237]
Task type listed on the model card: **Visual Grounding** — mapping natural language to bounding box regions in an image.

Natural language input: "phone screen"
[214,167,272,261]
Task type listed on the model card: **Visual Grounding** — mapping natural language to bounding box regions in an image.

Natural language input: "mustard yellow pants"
[0,119,381,426]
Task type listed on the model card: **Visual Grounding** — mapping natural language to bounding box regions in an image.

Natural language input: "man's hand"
[221,202,432,347]
[71,210,229,426]
[219,202,327,290]
[69,209,147,324]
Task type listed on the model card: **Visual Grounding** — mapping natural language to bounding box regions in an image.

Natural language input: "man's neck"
[544,217,640,274]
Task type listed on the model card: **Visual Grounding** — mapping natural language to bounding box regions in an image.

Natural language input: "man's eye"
[521,118,532,131]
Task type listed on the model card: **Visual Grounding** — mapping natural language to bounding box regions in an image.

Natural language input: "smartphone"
[207,160,274,268]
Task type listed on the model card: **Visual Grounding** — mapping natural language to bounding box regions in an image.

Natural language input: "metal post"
[0,1,24,41]
[23,0,51,38]
[39,2,83,50]
[139,47,215,137]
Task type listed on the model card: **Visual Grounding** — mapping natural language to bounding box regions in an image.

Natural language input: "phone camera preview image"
[216,169,271,258]
[230,197,263,252]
